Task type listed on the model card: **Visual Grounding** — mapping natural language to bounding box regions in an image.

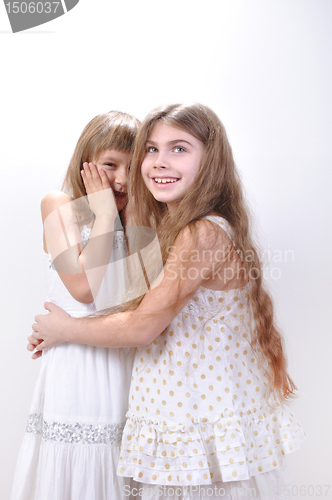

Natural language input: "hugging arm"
[29,221,236,355]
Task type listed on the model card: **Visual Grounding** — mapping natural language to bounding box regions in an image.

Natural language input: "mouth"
[152,177,180,185]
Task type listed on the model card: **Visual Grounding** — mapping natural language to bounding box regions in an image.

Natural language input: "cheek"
[184,160,199,183]
[141,160,148,177]
[103,171,115,185]
[142,176,150,192]
[191,159,202,181]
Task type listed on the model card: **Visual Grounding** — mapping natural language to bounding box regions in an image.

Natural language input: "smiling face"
[93,149,130,211]
[141,122,205,211]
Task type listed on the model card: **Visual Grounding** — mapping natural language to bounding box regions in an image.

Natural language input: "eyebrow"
[98,156,118,163]
[146,139,193,147]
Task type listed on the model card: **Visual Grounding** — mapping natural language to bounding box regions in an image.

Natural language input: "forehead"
[95,149,130,162]
[148,121,200,145]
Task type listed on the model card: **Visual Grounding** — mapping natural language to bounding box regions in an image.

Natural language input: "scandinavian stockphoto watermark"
[165,245,294,283]
[3,0,80,33]
[44,193,295,313]
[123,483,331,498]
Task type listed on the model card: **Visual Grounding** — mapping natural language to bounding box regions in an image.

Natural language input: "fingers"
[81,162,106,194]
[99,169,111,189]
[28,333,41,346]
[81,162,93,192]
[34,340,46,352]
[90,163,103,183]
[44,301,54,312]
[28,339,46,353]
[32,350,43,360]
[27,334,43,359]
[81,162,94,193]
[30,326,43,342]
[27,340,41,351]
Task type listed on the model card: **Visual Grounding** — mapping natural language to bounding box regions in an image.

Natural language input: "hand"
[27,337,43,360]
[29,302,72,358]
[81,162,117,217]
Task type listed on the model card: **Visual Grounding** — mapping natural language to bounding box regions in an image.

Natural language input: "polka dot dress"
[117,216,306,487]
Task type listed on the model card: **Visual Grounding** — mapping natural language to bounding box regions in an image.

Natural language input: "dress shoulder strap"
[204,215,234,243]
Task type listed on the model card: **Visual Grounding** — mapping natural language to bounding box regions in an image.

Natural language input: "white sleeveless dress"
[11,225,135,500]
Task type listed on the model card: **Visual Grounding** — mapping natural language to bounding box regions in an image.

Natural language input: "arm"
[30,220,241,353]
[43,163,118,303]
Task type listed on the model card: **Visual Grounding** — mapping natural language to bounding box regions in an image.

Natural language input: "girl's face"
[141,122,204,211]
[94,149,130,211]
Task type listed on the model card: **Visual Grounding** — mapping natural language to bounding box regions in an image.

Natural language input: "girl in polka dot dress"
[30,103,306,499]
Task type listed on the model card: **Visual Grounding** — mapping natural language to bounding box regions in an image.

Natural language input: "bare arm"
[42,163,118,303]
[31,220,242,353]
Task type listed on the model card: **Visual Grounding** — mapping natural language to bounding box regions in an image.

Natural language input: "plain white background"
[1,0,331,498]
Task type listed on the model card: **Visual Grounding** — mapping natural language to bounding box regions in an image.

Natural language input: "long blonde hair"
[129,102,296,402]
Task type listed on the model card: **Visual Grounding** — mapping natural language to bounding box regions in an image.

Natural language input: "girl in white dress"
[11,111,140,500]
[29,103,306,499]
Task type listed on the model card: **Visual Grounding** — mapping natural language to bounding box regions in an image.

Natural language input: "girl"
[12,111,140,500]
[29,103,306,499]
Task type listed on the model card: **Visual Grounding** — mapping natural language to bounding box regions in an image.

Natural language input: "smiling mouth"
[153,177,179,184]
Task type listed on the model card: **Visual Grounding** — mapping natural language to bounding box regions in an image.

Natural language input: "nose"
[114,166,127,191]
[154,150,168,169]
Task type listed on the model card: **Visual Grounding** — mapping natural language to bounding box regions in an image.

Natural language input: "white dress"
[11,224,135,500]
[118,216,306,499]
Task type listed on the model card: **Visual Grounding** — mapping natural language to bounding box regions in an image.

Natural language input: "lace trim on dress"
[82,225,126,250]
[112,230,126,251]
[80,224,92,246]
[26,413,125,446]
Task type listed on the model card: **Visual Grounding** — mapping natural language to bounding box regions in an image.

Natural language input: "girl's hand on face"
[81,162,111,194]
[81,162,117,217]
[29,302,73,358]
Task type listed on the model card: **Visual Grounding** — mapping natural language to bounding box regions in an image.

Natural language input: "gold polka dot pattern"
[117,216,306,486]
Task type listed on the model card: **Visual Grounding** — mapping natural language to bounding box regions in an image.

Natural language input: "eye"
[105,163,116,168]
[146,146,157,153]
[174,146,186,153]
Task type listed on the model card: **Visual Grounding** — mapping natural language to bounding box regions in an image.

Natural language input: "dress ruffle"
[118,403,306,485]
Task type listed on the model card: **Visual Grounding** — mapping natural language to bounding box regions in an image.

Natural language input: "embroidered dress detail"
[26,414,125,446]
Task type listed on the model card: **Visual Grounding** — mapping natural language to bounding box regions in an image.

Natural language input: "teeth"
[154,178,178,184]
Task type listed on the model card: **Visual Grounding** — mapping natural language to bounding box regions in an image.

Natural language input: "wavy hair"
[128,102,296,402]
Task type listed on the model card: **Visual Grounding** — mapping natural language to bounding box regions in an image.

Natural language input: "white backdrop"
[1,1,331,498]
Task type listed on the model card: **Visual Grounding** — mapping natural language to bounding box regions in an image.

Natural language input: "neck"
[166,201,179,217]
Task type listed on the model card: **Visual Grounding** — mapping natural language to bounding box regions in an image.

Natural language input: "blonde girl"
[29,104,306,499]
[12,111,140,500]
